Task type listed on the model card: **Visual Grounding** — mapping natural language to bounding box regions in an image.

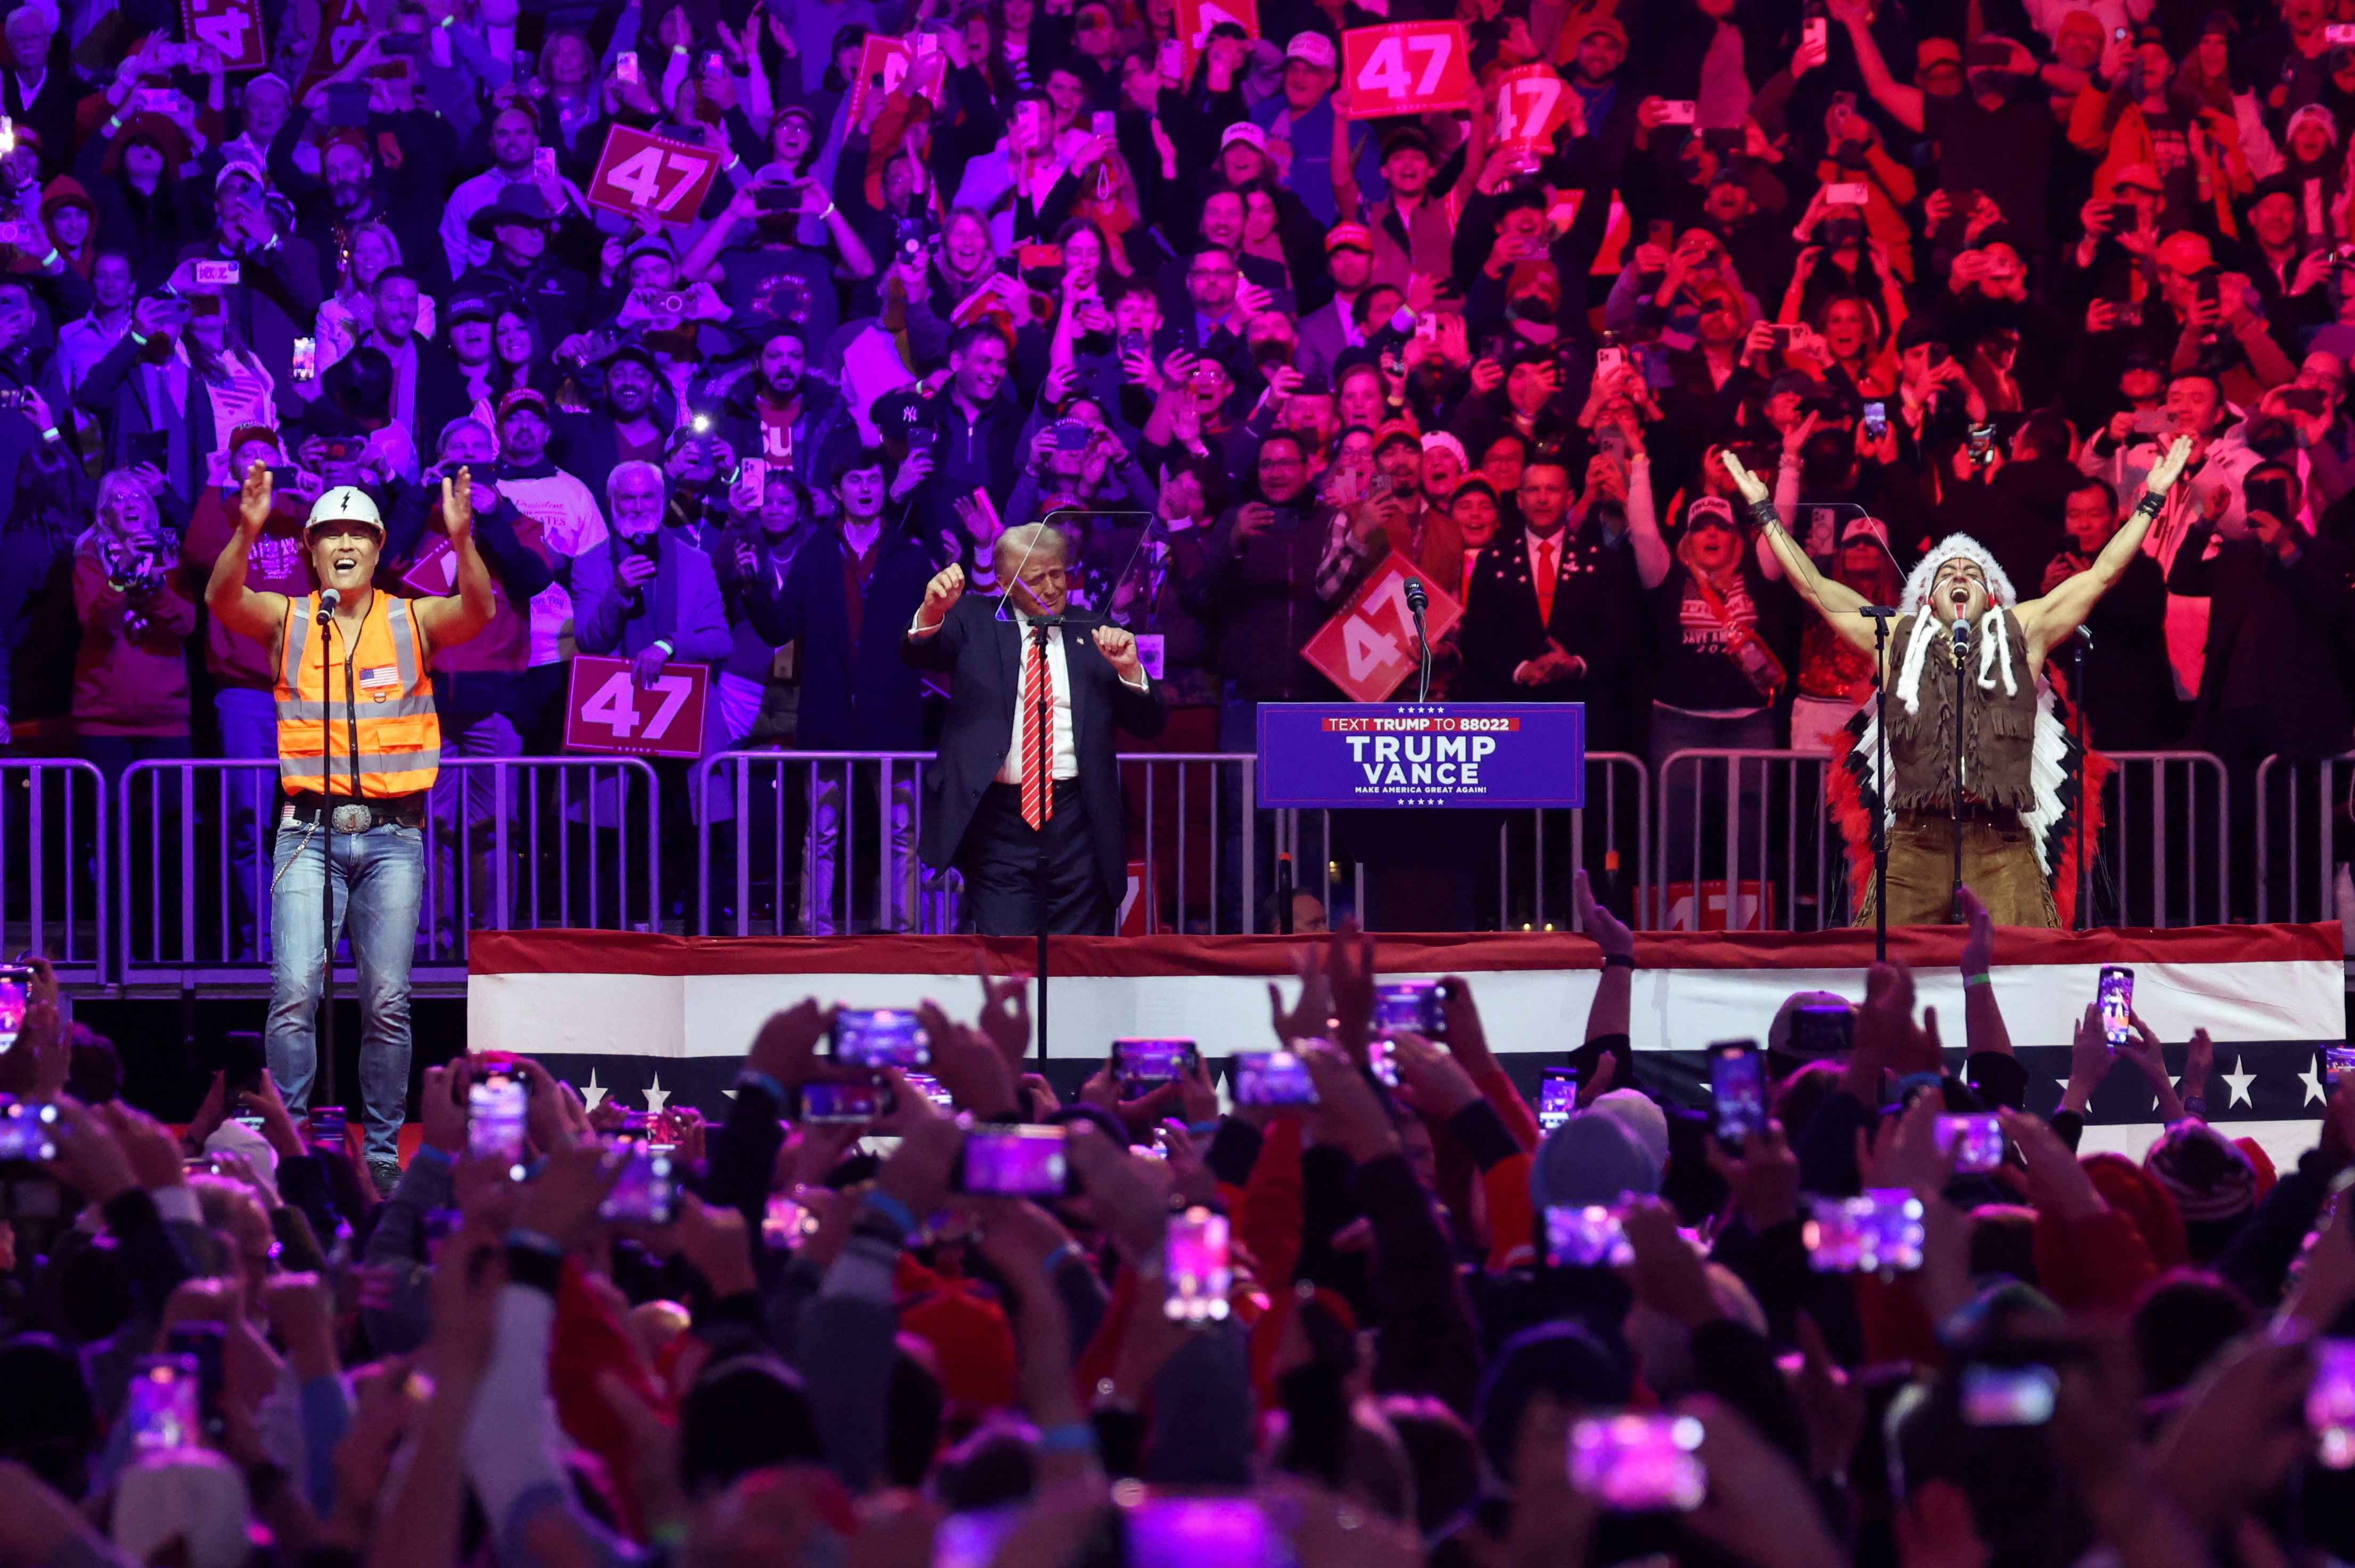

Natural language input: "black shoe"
[369,1159,401,1197]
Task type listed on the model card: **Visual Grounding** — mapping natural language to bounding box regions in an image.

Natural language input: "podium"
[1256,703,1587,809]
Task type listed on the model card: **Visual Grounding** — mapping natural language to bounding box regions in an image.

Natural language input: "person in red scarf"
[1791,513,1903,754]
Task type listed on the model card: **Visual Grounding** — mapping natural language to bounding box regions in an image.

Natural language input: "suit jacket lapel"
[997,600,1022,732]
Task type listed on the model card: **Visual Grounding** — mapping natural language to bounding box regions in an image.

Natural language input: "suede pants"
[1856,810,2060,929]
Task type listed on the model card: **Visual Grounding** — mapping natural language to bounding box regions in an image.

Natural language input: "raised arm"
[1623,437,1670,589]
[1721,449,1877,656]
[409,469,496,651]
[1837,0,1923,132]
[2021,435,2192,658]
[205,463,292,644]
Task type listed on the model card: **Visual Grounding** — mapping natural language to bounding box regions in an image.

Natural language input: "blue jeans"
[267,814,423,1165]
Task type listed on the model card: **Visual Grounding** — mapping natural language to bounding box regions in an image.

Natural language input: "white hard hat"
[306,485,383,535]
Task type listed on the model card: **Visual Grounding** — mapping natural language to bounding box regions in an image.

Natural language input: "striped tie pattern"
[1021,631,1053,829]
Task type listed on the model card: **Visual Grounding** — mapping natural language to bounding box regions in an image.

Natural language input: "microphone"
[1949,615,1971,663]
[2074,623,2094,649]
[1856,605,1900,619]
[1403,577,1428,618]
[316,587,340,626]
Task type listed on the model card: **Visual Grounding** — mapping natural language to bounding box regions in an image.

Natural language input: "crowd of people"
[0,884,2348,1568]
[0,0,2348,917]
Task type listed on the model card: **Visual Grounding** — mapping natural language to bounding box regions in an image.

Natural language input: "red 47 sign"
[1302,556,1464,703]
[847,36,908,126]
[586,126,723,225]
[184,0,268,71]
[400,536,458,597]
[1175,0,1258,79]
[1341,22,1471,119]
[1492,65,1572,153]
[296,0,370,97]
[848,36,948,126]
[563,656,710,758]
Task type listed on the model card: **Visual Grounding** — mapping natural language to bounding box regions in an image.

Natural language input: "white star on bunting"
[643,1072,671,1114]
[2221,1056,2257,1109]
[2300,1061,2327,1108]
[578,1069,606,1113]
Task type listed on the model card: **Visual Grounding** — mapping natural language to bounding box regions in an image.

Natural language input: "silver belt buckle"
[330,803,374,833]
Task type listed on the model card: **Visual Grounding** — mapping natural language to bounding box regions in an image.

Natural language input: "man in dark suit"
[1454,458,1645,751]
[904,522,1167,935]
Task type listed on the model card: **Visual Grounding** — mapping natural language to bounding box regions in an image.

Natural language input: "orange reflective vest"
[275,593,441,798]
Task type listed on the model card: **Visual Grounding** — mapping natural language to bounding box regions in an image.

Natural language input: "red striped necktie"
[1021,628,1053,829]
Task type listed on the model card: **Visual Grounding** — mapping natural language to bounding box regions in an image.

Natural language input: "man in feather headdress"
[1720,436,2195,928]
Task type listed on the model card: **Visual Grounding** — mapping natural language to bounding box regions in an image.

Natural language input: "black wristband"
[1602,953,1635,970]
[1746,497,1783,533]
[2132,490,2165,519]
[245,1460,290,1509]
[1446,1096,1523,1172]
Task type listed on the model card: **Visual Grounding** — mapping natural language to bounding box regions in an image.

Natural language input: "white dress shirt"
[990,612,1151,783]
[998,613,1077,783]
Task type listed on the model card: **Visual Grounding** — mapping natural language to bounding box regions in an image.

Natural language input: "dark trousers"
[958,781,1112,935]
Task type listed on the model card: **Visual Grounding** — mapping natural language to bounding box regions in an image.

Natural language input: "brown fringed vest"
[1885,608,2039,812]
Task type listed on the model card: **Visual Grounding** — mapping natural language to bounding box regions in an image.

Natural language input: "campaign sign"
[296,0,370,96]
[586,125,723,224]
[400,536,457,596]
[1492,64,1571,153]
[847,36,908,125]
[1341,22,1472,119]
[185,0,268,71]
[1300,556,1461,703]
[564,655,709,758]
[1176,0,1258,79]
[1257,703,1585,809]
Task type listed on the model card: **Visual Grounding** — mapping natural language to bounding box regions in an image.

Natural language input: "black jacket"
[745,519,939,750]
[1455,519,1646,749]
[901,593,1166,911]
[2166,524,2355,760]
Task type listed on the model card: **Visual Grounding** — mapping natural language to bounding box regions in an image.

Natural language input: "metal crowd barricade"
[414,757,662,978]
[2254,752,2355,925]
[695,751,939,937]
[1654,747,2235,933]
[1118,752,1257,934]
[118,757,660,991]
[694,751,1268,937]
[0,760,106,984]
[117,759,276,989]
[2079,752,2229,930]
[1267,755,1644,934]
[1651,750,1849,931]
[1495,753,1650,932]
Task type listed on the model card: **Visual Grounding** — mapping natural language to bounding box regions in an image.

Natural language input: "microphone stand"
[1405,578,1432,702]
[1860,606,1898,962]
[316,591,340,1110]
[1030,618,1054,1064]
[2072,624,2092,931]
[1950,616,1970,914]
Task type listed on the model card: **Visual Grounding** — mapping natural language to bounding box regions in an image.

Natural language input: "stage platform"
[468,924,2349,1172]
